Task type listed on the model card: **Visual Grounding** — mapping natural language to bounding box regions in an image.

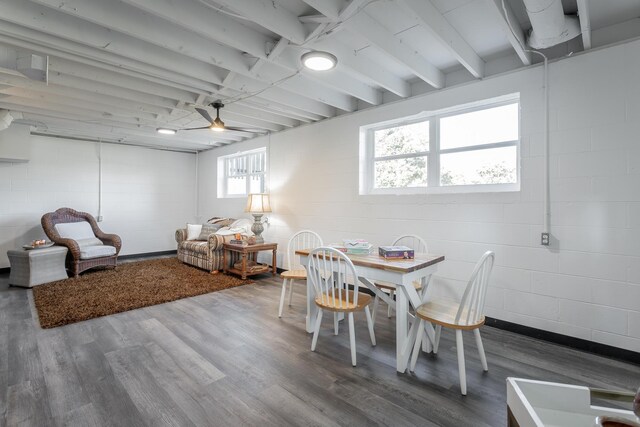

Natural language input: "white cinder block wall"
[198,38,640,353]
[0,135,196,268]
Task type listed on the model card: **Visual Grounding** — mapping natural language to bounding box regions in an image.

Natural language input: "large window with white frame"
[218,148,267,198]
[360,95,520,194]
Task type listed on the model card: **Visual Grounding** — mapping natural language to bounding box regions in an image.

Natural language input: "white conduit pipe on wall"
[501,0,551,239]
[98,138,103,222]
[195,151,199,221]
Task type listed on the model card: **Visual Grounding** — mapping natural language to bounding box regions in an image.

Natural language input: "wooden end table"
[223,242,277,280]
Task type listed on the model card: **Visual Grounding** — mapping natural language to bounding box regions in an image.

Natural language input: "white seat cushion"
[55,221,95,240]
[80,245,116,259]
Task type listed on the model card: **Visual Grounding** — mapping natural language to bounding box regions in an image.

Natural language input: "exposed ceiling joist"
[212,0,307,45]
[576,0,592,50]
[300,0,342,20]
[348,12,445,88]
[485,0,532,65]
[397,0,485,78]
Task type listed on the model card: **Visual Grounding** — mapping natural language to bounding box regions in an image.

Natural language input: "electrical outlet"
[541,232,550,246]
[97,215,104,222]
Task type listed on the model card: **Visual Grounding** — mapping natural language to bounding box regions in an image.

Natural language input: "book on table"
[379,246,414,259]
[229,239,248,246]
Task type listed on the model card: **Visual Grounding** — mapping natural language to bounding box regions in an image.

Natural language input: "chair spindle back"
[393,234,428,254]
[307,247,360,309]
[287,230,323,271]
[455,251,495,326]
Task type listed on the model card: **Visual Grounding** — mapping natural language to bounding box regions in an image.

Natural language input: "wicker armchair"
[41,207,122,277]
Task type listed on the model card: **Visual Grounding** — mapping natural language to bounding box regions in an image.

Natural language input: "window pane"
[374,156,427,189]
[227,176,247,195]
[440,103,518,149]
[440,146,517,186]
[249,175,263,194]
[374,121,429,157]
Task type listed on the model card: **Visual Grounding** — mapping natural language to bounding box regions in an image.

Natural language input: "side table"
[223,242,277,280]
[8,246,69,287]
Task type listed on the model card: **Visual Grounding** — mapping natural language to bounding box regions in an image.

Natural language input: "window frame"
[361,95,520,195]
[218,147,268,199]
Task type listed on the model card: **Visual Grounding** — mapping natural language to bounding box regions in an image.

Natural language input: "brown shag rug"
[32,257,252,328]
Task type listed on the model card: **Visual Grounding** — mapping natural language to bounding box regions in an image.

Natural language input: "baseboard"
[119,250,177,260]
[485,317,639,365]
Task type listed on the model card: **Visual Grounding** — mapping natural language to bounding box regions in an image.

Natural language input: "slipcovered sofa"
[175,218,253,272]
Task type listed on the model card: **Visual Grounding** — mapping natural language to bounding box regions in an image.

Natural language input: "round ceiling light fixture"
[301,51,337,71]
[156,128,176,135]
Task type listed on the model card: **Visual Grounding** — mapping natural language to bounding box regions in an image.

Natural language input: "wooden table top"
[295,248,444,273]
[223,242,277,252]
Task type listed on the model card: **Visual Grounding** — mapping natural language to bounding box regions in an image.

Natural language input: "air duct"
[0,110,14,131]
[522,0,581,49]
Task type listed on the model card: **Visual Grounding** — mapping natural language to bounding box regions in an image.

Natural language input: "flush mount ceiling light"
[156,128,176,135]
[301,51,337,71]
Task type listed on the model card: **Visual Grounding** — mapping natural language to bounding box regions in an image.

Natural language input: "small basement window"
[360,94,520,195]
[218,148,267,198]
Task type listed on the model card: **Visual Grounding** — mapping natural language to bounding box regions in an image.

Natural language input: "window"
[218,148,267,198]
[361,95,520,194]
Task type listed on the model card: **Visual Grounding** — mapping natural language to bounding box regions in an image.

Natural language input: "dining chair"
[372,234,429,323]
[308,247,376,366]
[278,230,323,318]
[409,251,495,395]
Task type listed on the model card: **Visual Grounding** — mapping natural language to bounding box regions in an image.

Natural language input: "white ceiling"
[0,0,638,151]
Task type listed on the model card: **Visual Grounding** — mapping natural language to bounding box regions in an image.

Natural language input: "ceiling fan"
[181,101,265,134]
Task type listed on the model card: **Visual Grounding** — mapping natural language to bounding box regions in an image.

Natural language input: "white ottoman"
[8,246,69,287]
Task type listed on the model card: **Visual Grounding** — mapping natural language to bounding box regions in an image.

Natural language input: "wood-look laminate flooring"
[1,265,638,427]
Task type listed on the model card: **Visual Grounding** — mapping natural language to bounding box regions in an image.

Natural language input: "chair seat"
[374,280,423,291]
[416,300,485,330]
[315,290,372,312]
[281,269,306,279]
[80,245,116,260]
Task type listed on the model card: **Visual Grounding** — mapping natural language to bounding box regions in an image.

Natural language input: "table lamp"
[245,193,272,244]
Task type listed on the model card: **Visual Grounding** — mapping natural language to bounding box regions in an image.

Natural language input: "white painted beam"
[300,0,342,19]
[576,0,592,50]
[485,0,532,65]
[348,12,445,88]
[396,0,485,78]
[212,0,307,44]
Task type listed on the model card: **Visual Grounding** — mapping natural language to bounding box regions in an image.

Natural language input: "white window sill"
[361,182,520,196]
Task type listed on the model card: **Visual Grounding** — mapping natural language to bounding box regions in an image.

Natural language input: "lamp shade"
[245,193,272,213]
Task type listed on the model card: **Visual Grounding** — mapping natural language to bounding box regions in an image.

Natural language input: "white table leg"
[395,286,409,372]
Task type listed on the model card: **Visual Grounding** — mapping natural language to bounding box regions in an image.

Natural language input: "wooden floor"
[1,263,638,427]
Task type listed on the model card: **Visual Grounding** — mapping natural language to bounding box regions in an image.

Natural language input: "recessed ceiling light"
[157,128,176,135]
[301,51,337,71]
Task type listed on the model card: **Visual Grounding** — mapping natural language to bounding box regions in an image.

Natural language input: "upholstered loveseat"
[175,218,253,272]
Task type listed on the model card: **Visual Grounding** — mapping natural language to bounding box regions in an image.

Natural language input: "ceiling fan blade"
[195,107,214,124]
[225,126,266,134]
[180,126,211,131]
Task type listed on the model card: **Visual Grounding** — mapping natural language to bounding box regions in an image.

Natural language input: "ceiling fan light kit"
[301,51,337,71]
[180,101,266,134]
[156,128,176,135]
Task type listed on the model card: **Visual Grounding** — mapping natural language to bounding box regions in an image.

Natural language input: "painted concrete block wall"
[198,38,640,353]
[0,135,196,267]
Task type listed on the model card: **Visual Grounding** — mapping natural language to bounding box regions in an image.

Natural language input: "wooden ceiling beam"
[348,12,445,88]
[397,0,485,78]
[485,0,532,65]
[576,0,592,50]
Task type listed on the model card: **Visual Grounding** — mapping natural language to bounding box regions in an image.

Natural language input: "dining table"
[295,248,445,372]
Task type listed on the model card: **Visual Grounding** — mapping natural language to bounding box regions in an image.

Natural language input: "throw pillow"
[186,223,203,241]
[197,223,221,240]
[207,217,235,227]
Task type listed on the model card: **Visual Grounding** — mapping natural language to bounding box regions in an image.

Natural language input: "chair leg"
[371,295,379,325]
[455,329,467,396]
[348,312,356,366]
[410,319,424,372]
[334,312,339,335]
[364,306,376,346]
[278,278,288,318]
[474,329,488,372]
[387,290,394,318]
[311,309,323,351]
[433,325,442,354]
[288,278,294,306]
